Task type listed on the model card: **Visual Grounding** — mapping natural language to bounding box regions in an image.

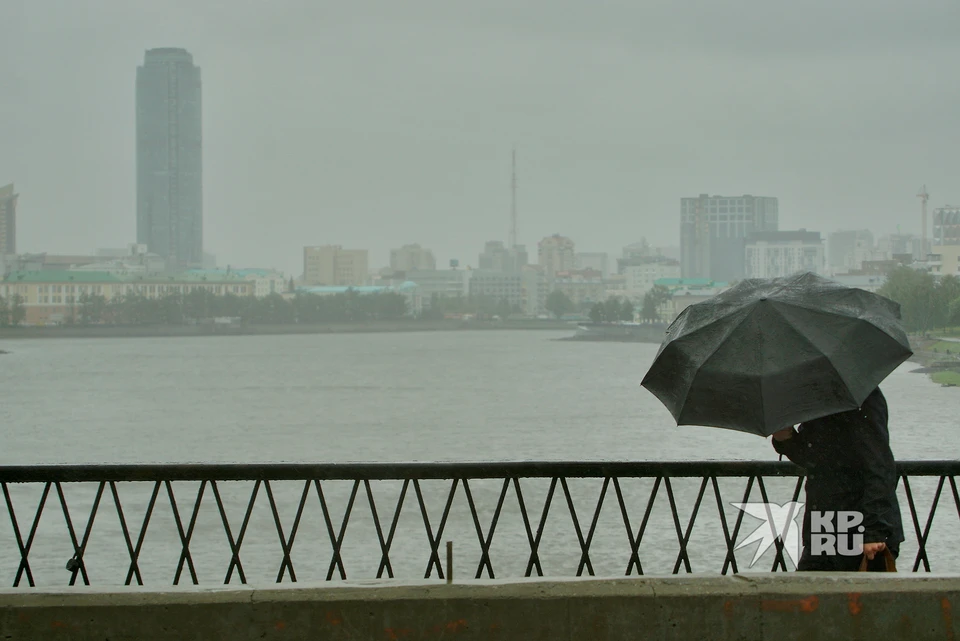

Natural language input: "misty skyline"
[1,0,958,276]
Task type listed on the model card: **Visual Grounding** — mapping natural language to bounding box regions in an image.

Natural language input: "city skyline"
[1,1,958,277]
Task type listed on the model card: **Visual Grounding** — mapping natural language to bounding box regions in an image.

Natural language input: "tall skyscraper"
[0,184,17,256]
[136,48,202,269]
[680,194,778,281]
[537,235,576,279]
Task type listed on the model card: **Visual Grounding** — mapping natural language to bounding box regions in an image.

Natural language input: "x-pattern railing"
[0,461,957,587]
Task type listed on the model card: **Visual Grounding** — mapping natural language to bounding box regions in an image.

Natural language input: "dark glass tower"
[136,48,202,269]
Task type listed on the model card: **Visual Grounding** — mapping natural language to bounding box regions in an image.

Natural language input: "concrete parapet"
[2,574,959,640]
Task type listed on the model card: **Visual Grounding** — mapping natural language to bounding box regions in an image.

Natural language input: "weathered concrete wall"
[1,574,959,641]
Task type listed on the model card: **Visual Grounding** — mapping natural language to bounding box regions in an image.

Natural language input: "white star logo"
[730,501,804,569]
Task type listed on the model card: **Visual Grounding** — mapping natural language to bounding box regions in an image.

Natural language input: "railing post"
[446,541,453,584]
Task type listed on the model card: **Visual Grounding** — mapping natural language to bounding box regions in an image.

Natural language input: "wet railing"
[1,461,958,587]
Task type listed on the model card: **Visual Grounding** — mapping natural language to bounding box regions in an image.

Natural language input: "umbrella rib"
[767,301,859,408]
[673,308,755,426]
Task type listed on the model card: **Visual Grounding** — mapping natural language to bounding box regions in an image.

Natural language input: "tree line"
[0,295,26,327]
[0,290,410,327]
[878,267,960,334]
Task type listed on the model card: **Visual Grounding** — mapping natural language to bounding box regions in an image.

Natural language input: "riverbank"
[553,322,668,344]
[0,319,574,341]
[908,336,960,387]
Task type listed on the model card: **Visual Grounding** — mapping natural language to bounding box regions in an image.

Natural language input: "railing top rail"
[0,460,956,483]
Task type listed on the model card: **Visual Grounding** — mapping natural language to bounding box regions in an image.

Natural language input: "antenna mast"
[510,148,517,249]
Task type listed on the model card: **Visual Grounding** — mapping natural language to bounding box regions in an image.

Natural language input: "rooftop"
[747,231,822,243]
[298,282,418,295]
[654,278,728,288]
[2,271,249,284]
[3,271,122,283]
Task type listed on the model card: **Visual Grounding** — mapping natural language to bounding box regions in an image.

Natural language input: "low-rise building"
[744,231,824,279]
[0,271,254,325]
[303,245,369,286]
[828,274,888,293]
[624,259,681,299]
[551,269,607,307]
[404,269,472,303]
[468,270,524,310]
[929,245,960,279]
[187,268,288,298]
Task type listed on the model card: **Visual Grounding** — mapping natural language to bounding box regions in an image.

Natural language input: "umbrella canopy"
[640,272,913,437]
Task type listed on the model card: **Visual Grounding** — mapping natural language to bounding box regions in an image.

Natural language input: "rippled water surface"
[0,331,956,585]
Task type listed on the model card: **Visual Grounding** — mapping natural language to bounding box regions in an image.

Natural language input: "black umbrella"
[640,272,913,437]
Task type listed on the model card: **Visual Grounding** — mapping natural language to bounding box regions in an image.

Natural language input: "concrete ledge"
[2,574,959,640]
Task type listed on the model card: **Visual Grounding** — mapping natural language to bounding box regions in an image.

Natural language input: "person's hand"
[772,427,795,441]
[863,542,886,560]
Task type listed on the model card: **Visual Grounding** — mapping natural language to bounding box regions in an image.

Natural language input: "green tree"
[641,285,672,323]
[496,297,512,319]
[878,267,938,334]
[78,293,108,325]
[0,296,9,327]
[950,297,960,327]
[640,295,660,322]
[588,302,604,323]
[287,277,296,293]
[619,299,635,322]
[156,294,185,325]
[602,296,622,322]
[10,295,25,327]
[935,275,960,330]
[546,290,574,319]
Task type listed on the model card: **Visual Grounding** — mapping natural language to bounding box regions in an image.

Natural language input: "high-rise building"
[478,241,527,273]
[0,183,17,256]
[934,207,960,246]
[538,234,575,278]
[390,244,436,272]
[827,230,874,272]
[575,252,609,278]
[744,230,824,279]
[303,245,369,286]
[136,48,203,269]
[680,194,779,281]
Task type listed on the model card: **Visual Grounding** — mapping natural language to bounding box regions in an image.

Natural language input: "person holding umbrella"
[771,387,904,571]
[641,272,912,572]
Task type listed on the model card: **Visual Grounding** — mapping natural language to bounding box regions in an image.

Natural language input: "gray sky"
[2,0,958,275]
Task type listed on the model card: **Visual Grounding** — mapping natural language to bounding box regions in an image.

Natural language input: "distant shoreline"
[0,319,576,341]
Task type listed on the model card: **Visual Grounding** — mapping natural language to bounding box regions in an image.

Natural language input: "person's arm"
[853,392,900,545]
[771,426,815,467]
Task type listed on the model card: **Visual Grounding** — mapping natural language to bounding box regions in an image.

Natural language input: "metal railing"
[1,461,957,587]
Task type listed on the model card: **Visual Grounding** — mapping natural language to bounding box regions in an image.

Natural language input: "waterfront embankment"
[0,319,574,341]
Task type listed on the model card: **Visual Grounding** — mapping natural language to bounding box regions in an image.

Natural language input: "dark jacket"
[772,387,904,549]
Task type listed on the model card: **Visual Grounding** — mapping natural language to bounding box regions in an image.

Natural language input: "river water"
[0,330,956,586]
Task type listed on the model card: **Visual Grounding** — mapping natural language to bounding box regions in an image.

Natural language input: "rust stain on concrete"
[847,593,863,616]
[760,595,819,613]
[723,600,735,617]
[942,597,954,641]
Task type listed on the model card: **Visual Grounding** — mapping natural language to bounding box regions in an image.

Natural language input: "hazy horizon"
[2,0,958,276]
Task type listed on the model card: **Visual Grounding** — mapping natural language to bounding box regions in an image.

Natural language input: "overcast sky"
[1,0,958,275]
